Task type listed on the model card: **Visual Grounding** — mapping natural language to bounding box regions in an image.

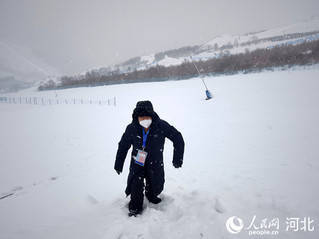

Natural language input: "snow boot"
[128,208,143,217]
[146,195,162,204]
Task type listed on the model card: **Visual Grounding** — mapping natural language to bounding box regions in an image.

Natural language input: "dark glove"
[173,162,182,168]
[116,170,121,175]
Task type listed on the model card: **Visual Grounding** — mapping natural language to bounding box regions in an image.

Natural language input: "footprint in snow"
[214,198,226,214]
[12,186,23,191]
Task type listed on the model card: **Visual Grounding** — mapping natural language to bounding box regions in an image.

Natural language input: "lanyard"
[142,129,149,149]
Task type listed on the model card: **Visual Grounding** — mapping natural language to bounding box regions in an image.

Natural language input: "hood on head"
[132,100,159,123]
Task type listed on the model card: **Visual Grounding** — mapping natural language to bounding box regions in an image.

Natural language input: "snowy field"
[1,66,319,239]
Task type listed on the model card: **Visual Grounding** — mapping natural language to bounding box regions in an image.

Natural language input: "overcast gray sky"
[1,0,319,76]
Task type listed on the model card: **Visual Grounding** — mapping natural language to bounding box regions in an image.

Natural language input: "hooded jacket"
[114,100,185,196]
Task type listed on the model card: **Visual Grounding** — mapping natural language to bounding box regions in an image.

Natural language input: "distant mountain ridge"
[86,17,319,77]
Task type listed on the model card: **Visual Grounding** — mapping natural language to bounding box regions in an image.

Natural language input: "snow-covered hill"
[101,18,319,74]
[1,65,319,239]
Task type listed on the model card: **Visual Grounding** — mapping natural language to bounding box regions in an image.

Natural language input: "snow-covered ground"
[1,66,319,239]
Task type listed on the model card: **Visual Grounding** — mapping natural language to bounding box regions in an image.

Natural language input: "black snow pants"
[128,164,158,211]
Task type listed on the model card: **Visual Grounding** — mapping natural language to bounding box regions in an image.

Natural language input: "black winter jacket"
[114,103,185,196]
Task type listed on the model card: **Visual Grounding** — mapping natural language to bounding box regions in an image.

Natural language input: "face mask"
[139,119,152,128]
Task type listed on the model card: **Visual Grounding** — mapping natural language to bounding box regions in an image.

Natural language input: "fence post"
[0,96,117,107]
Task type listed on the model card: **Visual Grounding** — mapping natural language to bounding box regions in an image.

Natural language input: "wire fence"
[0,96,116,106]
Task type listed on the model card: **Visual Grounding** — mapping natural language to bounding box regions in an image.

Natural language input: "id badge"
[135,149,148,166]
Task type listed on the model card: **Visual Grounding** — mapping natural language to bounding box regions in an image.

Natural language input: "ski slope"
[1,66,319,239]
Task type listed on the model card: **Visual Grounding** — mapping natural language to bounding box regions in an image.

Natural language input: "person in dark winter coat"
[114,100,185,216]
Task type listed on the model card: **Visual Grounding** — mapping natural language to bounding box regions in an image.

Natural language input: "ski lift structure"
[189,56,213,100]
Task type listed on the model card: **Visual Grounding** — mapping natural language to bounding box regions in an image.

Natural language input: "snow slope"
[1,66,319,238]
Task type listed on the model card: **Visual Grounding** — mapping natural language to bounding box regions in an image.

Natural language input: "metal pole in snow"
[190,57,209,91]
[189,56,212,100]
